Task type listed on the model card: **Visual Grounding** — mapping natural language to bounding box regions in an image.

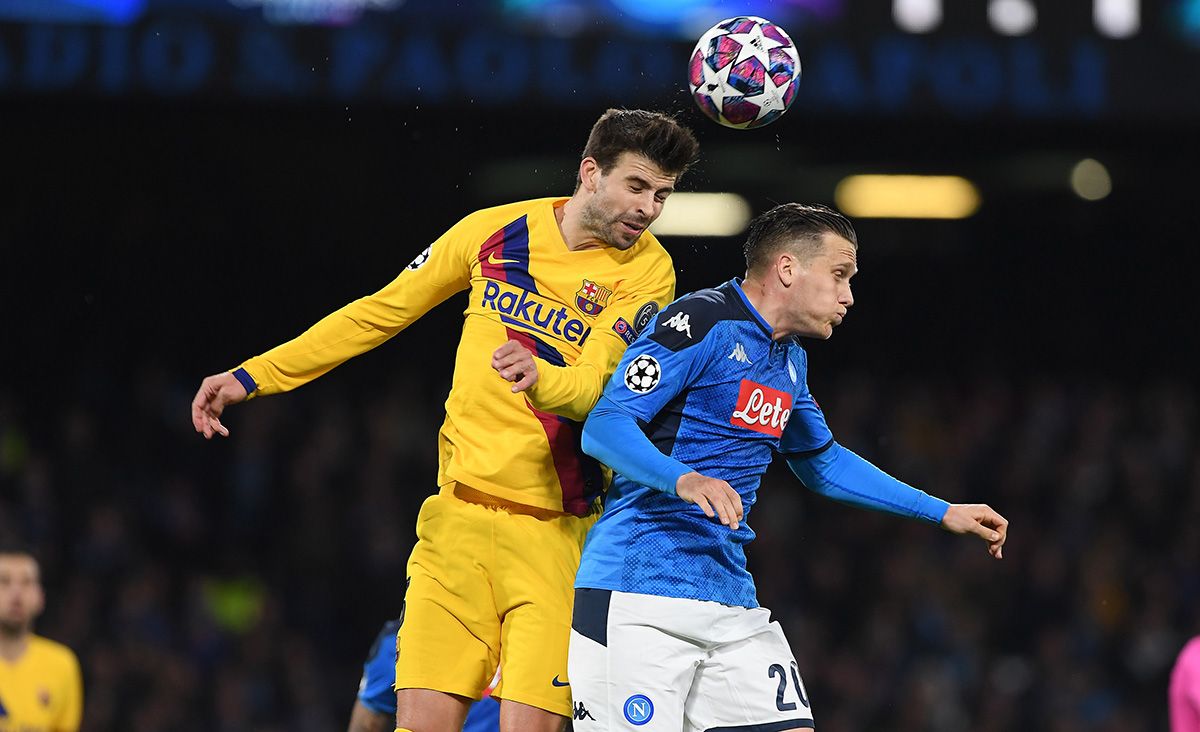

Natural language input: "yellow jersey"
[0,635,83,732]
[235,197,675,515]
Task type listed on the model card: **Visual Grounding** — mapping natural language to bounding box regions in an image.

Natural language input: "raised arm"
[192,224,473,438]
[785,442,1008,558]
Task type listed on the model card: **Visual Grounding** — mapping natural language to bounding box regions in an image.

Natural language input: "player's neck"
[0,628,31,662]
[557,197,606,251]
[740,277,793,341]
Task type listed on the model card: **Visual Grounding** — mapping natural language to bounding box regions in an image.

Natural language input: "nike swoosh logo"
[487,252,520,265]
[551,676,570,687]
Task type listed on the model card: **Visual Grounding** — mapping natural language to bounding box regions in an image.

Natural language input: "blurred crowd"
[1,357,1196,731]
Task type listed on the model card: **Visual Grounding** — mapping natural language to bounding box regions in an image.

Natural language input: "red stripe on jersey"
[505,327,596,516]
[479,225,508,282]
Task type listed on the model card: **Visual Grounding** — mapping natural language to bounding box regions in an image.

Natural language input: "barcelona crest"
[575,279,613,317]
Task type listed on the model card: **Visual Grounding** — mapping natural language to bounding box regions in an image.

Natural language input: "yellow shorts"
[395,484,597,718]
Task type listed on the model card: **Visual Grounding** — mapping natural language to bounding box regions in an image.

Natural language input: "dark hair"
[743,203,858,274]
[0,543,37,564]
[577,109,700,187]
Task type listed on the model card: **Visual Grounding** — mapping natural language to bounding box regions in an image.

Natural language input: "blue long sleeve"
[786,442,949,524]
[582,396,694,496]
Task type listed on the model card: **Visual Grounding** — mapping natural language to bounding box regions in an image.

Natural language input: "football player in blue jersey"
[567,203,1009,731]
[350,619,501,732]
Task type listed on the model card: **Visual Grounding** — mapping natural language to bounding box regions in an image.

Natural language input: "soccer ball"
[623,355,661,394]
[688,16,802,129]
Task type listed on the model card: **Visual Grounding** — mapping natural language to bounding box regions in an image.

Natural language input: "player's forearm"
[582,397,692,495]
[524,358,606,421]
[347,701,392,732]
[786,442,949,524]
[236,297,407,396]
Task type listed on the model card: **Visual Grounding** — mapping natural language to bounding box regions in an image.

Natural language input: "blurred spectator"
[0,547,83,732]
[1171,636,1200,732]
[1,366,1196,730]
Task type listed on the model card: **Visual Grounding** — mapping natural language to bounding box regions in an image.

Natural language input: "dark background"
[2,1,1199,730]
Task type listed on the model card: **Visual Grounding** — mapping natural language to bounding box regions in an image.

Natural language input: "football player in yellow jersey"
[191,109,700,732]
[0,549,83,732]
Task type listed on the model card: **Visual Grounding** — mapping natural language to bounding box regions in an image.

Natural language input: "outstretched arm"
[786,442,1008,558]
[191,372,249,439]
[191,221,473,439]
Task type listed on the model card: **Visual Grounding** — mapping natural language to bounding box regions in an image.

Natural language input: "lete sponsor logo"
[730,380,793,436]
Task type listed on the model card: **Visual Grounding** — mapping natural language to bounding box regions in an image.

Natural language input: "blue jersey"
[576,279,949,609]
[575,279,833,608]
[358,620,501,731]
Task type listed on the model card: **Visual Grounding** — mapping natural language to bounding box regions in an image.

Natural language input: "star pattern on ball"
[697,55,735,114]
[756,67,789,116]
[724,23,786,70]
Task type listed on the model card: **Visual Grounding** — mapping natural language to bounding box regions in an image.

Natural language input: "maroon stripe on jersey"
[478,216,538,293]
[479,225,508,281]
[505,327,598,516]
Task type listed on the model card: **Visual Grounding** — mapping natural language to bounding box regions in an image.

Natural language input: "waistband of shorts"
[441,482,571,520]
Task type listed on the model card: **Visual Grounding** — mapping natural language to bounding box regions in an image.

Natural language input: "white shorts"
[568,589,815,731]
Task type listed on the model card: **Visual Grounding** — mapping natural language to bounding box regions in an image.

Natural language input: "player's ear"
[579,157,601,192]
[777,251,796,287]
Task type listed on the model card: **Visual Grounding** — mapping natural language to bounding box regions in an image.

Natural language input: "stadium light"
[1095,0,1140,38]
[988,0,1037,36]
[893,0,942,33]
[1070,159,1112,201]
[834,175,981,219]
[649,193,751,237]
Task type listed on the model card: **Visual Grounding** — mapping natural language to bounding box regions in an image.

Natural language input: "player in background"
[349,619,500,732]
[192,109,700,732]
[568,203,1009,731]
[1171,636,1200,732]
[0,547,83,732]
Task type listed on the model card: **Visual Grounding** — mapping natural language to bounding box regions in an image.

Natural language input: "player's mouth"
[619,221,645,237]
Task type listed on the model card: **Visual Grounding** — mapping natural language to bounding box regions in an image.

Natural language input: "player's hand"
[191,372,249,439]
[941,503,1008,559]
[491,340,539,393]
[675,472,744,530]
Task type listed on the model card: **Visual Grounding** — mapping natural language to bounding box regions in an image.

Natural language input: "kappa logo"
[661,311,692,338]
[729,342,752,364]
[731,380,794,437]
[573,702,596,721]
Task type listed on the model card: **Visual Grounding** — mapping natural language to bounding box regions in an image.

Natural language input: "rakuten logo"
[730,380,793,436]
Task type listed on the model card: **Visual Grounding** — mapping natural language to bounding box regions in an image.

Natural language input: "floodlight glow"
[1070,159,1112,201]
[988,0,1037,35]
[649,193,752,237]
[835,175,981,219]
[1095,0,1140,38]
[893,0,941,33]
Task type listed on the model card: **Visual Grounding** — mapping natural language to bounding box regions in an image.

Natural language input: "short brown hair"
[744,203,858,274]
[577,109,700,187]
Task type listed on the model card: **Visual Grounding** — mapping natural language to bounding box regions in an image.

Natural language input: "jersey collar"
[728,278,774,338]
